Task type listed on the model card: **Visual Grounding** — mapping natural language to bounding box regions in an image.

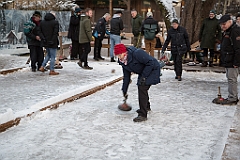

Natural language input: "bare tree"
[180,0,217,44]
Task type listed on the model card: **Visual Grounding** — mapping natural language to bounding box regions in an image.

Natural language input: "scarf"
[119,54,128,65]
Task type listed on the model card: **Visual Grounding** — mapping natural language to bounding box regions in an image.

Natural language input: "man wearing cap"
[161,19,190,81]
[141,11,160,57]
[199,10,222,67]
[68,7,82,60]
[109,10,124,62]
[24,11,44,72]
[236,14,240,27]
[114,43,161,122]
[218,14,240,105]
[131,9,143,48]
[92,13,111,61]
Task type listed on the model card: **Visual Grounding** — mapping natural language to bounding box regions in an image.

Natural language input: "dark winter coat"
[131,14,143,37]
[93,17,107,40]
[199,17,222,49]
[24,17,41,47]
[118,46,161,94]
[220,23,240,68]
[141,16,160,36]
[68,13,80,41]
[162,26,190,54]
[39,13,59,48]
[110,14,124,36]
[79,14,92,44]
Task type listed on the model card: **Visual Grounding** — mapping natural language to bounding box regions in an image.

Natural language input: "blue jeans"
[110,34,121,58]
[42,48,57,71]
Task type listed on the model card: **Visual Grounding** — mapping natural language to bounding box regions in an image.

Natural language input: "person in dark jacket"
[39,11,60,75]
[93,13,111,61]
[109,11,124,62]
[114,43,161,122]
[199,10,222,67]
[161,19,190,81]
[131,9,143,48]
[218,15,240,105]
[24,11,44,72]
[68,7,82,60]
[141,12,160,57]
[78,8,93,70]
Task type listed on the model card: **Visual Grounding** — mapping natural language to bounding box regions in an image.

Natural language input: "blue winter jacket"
[119,46,161,94]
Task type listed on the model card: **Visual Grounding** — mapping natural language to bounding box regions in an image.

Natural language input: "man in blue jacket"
[114,43,161,122]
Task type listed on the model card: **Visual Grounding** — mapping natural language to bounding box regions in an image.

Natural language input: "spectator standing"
[68,7,82,60]
[24,11,44,72]
[131,9,143,48]
[93,13,111,61]
[199,10,222,67]
[141,12,160,57]
[114,44,160,122]
[236,14,240,26]
[161,19,190,81]
[39,11,59,75]
[78,8,93,70]
[110,10,124,62]
[218,15,240,105]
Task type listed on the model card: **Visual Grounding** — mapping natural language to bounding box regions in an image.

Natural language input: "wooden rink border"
[0,67,25,75]
[0,76,123,133]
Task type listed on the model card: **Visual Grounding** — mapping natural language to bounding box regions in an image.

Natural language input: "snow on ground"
[0,68,239,160]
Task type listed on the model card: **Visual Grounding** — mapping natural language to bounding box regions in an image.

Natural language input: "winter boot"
[77,61,83,68]
[201,56,208,67]
[177,76,182,81]
[39,66,45,72]
[111,57,116,62]
[209,57,214,67]
[49,70,59,75]
[133,116,147,122]
[83,65,93,70]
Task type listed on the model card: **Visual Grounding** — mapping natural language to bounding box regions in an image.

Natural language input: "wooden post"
[109,0,113,16]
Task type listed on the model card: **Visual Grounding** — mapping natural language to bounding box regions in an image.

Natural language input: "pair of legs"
[71,40,82,60]
[110,34,121,61]
[29,45,44,71]
[40,48,59,75]
[226,68,240,102]
[202,48,214,67]
[79,42,92,69]
[93,38,103,60]
[144,39,156,57]
[172,53,183,80]
[133,36,142,48]
[134,85,151,122]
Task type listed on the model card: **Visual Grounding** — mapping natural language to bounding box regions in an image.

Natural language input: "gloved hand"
[139,77,146,86]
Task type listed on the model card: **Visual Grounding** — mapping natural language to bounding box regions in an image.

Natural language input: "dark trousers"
[138,85,151,118]
[203,48,214,58]
[29,45,44,70]
[71,40,82,59]
[94,38,103,58]
[172,53,183,77]
[80,42,91,66]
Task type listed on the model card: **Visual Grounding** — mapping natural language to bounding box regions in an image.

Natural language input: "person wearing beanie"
[68,7,82,60]
[161,19,190,81]
[114,43,161,122]
[199,9,222,67]
[92,13,111,61]
[24,11,44,72]
[109,10,124,62]
[141,11,160,57]
[214,14,240,105]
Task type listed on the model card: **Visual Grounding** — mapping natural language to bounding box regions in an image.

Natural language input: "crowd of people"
[23,8,240,121]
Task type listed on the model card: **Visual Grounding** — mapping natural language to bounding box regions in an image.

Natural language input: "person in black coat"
[23,11,44,72]
[39,11,60,75]
[114,44,161,122]
[161,19,190,81]
[93,13,111,61]
[68,7,82,60]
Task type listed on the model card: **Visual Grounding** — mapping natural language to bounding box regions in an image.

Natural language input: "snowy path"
[0,70,239,160]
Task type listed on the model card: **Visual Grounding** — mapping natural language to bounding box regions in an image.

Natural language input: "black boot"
[111,57,116,62]
[209,57,214,67]
[201,56,208,67]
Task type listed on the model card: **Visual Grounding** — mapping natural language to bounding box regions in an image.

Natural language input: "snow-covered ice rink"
[0,56,239,159]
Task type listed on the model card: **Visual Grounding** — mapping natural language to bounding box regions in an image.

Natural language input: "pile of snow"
[0,108,14,124]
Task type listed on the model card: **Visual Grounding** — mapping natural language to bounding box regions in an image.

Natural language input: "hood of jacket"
[126,46,137,63]
[44,13,55,21]
[113,14,121,19]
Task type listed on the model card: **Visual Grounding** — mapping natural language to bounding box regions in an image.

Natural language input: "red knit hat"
[114,44,127,55]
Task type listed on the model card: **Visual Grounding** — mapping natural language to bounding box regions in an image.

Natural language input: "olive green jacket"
[131,14,143,37]
[79,14,92,44]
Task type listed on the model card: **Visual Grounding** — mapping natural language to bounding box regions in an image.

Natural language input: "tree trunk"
[180,0,217,44]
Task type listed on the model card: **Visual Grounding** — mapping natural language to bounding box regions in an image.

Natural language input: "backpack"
[143,24,157,40]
